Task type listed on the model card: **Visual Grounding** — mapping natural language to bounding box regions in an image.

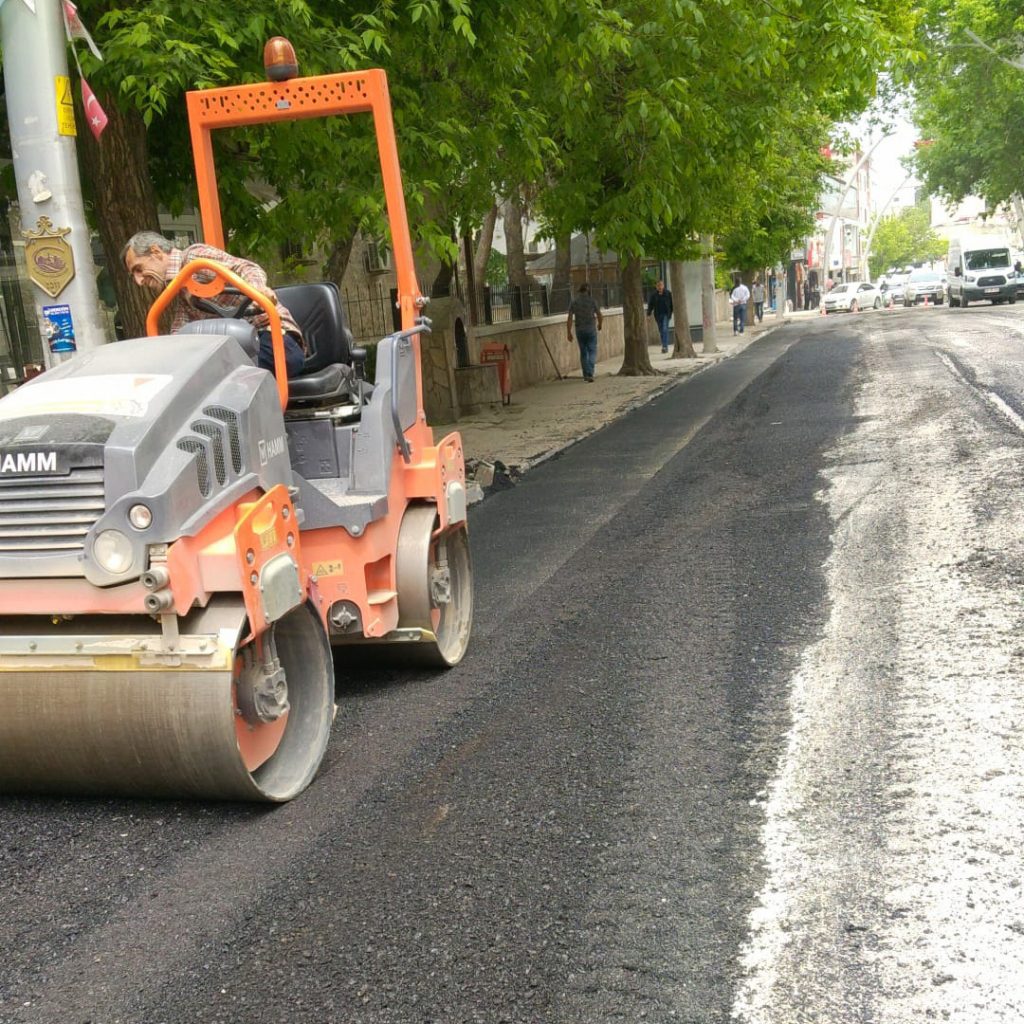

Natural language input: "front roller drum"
[0,600,334,802]
[395,504,473,667]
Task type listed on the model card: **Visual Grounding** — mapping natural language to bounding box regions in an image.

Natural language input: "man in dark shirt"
[566,283,603,382]
[646,279,673,353]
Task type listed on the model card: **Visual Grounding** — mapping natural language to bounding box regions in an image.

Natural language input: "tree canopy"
[3,0,918,362]
[867,202,945,278]
[909,0,1024,208]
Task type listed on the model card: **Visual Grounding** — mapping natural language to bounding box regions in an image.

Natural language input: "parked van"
[947,235,1017,307]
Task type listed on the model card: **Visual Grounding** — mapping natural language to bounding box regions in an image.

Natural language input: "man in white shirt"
[730,277,751,335]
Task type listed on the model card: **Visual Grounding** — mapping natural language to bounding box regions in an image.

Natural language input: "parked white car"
[904,268,945,306]
[822,281,882,314]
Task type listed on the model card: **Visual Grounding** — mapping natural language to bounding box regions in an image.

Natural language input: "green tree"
[909,0,1024,209]
[70,0,553,335]
[868,202,945,278]
[533,0,917,374]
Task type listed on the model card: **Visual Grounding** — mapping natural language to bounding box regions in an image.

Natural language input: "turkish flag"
[80,78,108,139]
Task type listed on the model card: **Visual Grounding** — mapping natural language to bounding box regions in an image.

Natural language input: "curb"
[467,321,784,503]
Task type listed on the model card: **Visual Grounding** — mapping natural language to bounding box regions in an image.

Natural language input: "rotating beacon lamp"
[264,37,299,81]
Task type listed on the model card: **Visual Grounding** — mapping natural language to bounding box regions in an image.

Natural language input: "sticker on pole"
[42,304,76,353]
[55,75,77,137]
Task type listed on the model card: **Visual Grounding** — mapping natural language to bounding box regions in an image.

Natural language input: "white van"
[947,235,1017,307]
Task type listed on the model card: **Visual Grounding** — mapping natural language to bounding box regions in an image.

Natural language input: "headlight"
[128,503,152,530]
[93,530,134,574]
[965,275,976,283]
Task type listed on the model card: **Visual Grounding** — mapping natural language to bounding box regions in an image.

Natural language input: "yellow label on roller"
[313,561,343,577]
[258,527,278,551]
[56,76,77,137]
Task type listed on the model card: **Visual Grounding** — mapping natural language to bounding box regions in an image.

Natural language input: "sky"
[856,108,921,215]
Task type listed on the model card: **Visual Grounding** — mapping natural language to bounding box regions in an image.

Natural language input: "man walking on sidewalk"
[567,282,603,382]
[646,279,673,353]
[752,278,766,323]
[730,276,751,335]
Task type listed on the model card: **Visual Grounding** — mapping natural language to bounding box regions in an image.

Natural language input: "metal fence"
[482,281,623,324]
[337,277,626,346]
[341,280,400,347]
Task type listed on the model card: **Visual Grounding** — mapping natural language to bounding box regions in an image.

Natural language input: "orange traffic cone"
[924,294,930,307]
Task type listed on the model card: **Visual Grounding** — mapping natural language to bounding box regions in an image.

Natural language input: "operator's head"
[121,231,174,294]
[656,280,665,292]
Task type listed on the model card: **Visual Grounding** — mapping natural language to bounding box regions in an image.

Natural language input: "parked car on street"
[822,281,882,314]
[883,273,909,305]
[947,235,1017,306]
[904,268,945,306]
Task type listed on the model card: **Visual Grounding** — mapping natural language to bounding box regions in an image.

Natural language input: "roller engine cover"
[0,333,293,585]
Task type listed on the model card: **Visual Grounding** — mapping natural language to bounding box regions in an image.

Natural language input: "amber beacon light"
[264,37,298,81]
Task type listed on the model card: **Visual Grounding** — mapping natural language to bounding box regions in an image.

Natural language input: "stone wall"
[417,289,735,420]
[472,309,627,392]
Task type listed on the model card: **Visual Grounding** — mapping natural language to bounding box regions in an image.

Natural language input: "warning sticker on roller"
[0,374,172,419]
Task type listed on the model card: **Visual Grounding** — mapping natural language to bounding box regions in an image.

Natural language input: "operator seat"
[277,282,362,409]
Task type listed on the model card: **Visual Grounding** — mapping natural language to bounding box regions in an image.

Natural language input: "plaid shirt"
[165,244,304,347]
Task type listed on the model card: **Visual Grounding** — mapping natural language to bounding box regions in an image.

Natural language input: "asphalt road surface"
[2,303,1023,1023]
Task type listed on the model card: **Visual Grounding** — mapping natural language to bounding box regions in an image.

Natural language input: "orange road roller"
[0,58,472,801]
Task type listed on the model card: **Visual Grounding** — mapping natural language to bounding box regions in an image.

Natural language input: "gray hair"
[120,230,173,263]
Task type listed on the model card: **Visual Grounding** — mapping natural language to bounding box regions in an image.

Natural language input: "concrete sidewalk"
[436,310,814,497]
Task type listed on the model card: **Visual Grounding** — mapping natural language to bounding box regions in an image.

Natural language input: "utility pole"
[822,134,891,288]
[1,0,106,367]
[775,264,786,322]
[700,234,719,353]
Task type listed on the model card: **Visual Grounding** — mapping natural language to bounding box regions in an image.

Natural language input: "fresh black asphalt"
[0,317,866,1023]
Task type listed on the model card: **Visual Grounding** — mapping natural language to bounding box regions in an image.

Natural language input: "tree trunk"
[700,234,719,354]
[473,202,498,314]
[618,256,657,375]
[551,232,572,313]
[325,234,356,288]
[503,196,528,288]
[669,259,696,358]
[76,91,161,340]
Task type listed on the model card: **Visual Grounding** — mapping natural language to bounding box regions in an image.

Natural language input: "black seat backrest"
[276,282,354,373]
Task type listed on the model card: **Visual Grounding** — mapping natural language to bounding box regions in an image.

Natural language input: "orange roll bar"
[185,67,425,416]
[145,258,288,409]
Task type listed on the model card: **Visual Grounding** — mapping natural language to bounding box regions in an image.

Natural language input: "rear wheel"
[396,504,473,667]
[873,297,882,309]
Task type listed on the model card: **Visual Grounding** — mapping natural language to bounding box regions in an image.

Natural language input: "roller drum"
[0,599,335,802]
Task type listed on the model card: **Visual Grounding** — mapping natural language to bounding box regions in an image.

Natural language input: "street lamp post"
[822,133,892,286]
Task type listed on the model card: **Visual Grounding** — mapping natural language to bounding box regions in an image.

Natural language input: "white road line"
[935,350,1024,434]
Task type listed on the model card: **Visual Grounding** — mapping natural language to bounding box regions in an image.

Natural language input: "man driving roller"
[121,230,306,377]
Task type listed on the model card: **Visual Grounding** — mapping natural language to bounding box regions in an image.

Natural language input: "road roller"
[0,58,472,801]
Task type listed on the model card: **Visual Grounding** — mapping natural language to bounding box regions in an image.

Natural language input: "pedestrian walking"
[566,282,603,382]
[730,276,751,335]
[645,279,673,354]
[752,278,766,323]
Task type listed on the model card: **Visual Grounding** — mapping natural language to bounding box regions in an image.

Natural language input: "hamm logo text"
[0,451,58,474]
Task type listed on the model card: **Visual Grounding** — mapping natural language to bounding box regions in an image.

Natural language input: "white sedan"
[822,281,882,314]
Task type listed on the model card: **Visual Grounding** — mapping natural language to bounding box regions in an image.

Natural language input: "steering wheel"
[189,285,256,320]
